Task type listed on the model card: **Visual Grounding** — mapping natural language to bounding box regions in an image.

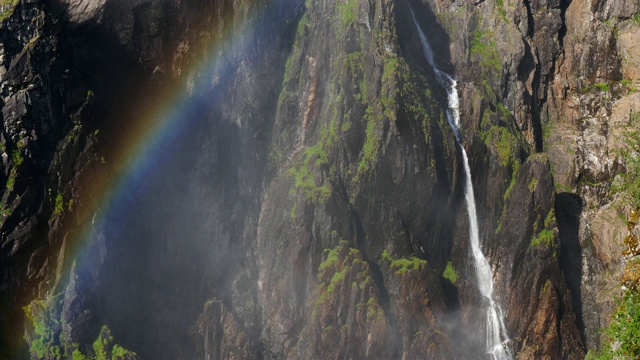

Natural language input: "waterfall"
[409,8,512,360]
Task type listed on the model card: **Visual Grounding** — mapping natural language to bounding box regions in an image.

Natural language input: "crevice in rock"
[348,200,402,357]
[555,192,586,345]
[558,0,572,50]
[522,0,534,38]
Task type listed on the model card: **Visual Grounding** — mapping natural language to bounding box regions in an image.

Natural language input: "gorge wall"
[1,0,638,358]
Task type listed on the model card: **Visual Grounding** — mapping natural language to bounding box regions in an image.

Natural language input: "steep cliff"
[1,0,638,359]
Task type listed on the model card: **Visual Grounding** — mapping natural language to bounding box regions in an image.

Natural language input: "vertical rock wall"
[1,0,637,358]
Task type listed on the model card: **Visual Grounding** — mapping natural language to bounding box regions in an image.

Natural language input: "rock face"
[0,0,637,358]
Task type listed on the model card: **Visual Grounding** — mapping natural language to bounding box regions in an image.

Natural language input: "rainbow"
[65,1,281,266]
[11,0,300,354]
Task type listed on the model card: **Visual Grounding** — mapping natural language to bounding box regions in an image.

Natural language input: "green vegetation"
[319,246,340,272]
[25,295,136,359]
[496,102,512,118]
[503,167,519,201]
[72,349,88,360]
[111,345,133,360]
[11,150,23,166]
[338,0,358,27]
[531,209,556,248]
[355,107,378,179]
[4,149,24,191]
[528,177,538,192]
[6,169,16,191]
[481,122,519,167]
[442,261,458,284]
[92,327,110,360]
[471,28,501,72]
[381,249,428,275]
[0,0,18,21]
[53,193,64,215]
[496,162,521,234]
[613,112,640,207]
[531,228,554,248]
[633,12,640,27]
[24,298,63,360]
[313,242,383,324]
[587,284,640,359]
[496,0,508,23]
[354,55,400,181]
[91,325,137,360]
[582,82,611,93]
[588,208,640,359]
[288,142,331,203]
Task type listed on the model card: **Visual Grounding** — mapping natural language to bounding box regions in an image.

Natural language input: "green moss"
[6,170,15,190]
[496,102,512,119]
[24,297,63,360]
[72,349,87,360]
[482,124,518,167]
[531,228,554,248]
[381,249,427,275]
[496,0,508,23]
[314,243,373,315]
[442,261,458,284]
[531,209,556,248]
[612,115,640,207]
[112,344,137,360]
[471,28,501,72]
[11,150,23,166]
[288,150,331,203]
[544,208,556,228]
[327,266,349,293]
[25,295,135,360]
[365,297,384,322]
[355,107,378,180]
[354,56,403,182]
[0,0,18,21]
[590,290,640,359]
[92,326,112,360]
[338,0,358,27]
[503,165,519,201]
[528,177,538,192]
[319,247,340,273]
[54,193,64,216]
[581,82,610,92]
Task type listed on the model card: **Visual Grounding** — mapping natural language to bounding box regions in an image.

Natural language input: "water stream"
[409,8,512,359]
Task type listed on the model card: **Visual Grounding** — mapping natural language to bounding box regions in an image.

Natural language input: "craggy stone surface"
[1,0,638,358]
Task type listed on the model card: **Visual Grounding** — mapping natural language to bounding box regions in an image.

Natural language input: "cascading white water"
[409,8,512,360]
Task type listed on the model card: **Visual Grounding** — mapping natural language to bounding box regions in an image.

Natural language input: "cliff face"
[1,0,638,358]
